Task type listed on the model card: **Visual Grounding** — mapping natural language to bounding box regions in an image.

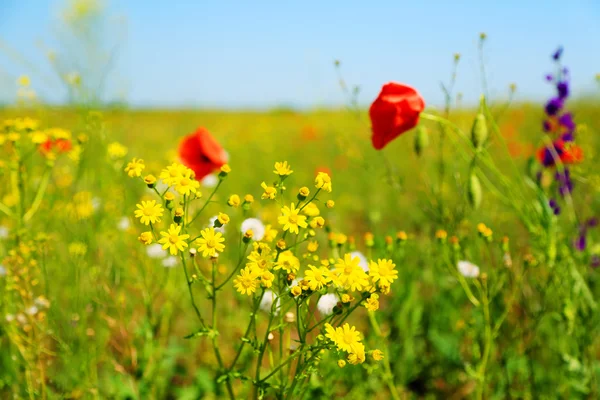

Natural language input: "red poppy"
[39,138,72,155]
[536,139,583,167]
[369,82,425,150]
[178,127,227,180]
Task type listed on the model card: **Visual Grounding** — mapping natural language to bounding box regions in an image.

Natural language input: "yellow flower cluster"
[325,323,366,364]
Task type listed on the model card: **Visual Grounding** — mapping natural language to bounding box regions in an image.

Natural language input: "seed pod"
[471,113,488,150]
[468,172,482,209]
[414,126,429,157]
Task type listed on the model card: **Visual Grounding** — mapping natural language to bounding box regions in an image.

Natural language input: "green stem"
[23,167,52,222]
[368,311,400,400]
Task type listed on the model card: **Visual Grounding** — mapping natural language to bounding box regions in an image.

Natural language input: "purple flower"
[549,199,561,215]
[545,74,554,82]
[561,132,574,142]
[543,120,552,132]
[559,113,575,130]
[591,255,600,268]
[555,168,574,197]
[552,47,563,61]
[575,217,597,252]
[575,235,586,251]
[557,81,569,99]
[540,143,564,167]
[545,98,563,116]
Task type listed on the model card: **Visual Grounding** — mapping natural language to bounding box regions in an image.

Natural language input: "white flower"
[5,314,15,322]
[117,217,131,231]
[92,197,102,211]
[349,251,369,272]
[259,290,280,314]
[162,256,179,268]
[26,306,38,316]
[241,218,265,241]
[209,216,226,234]
[146,243,167,259]
[0,265,6,277]
[202,174,219,188]
[34,296,50,308]
[16,314,27,324]
[0,226,9,239]
[457,260,480,278]
[317,293,339,316]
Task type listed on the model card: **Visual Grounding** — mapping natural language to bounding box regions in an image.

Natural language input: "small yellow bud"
[228,194,241,207]
[326,200,335,208]
[277,239,287,250]
[337,360,346,368]
[164,192,175,202]
[220,164,231,174]
[144,174,157,187]
[244,194,254,203]
[372,349,384,361]
[217,212,230,225]
[138,231,153,245]
[291,286,302,297]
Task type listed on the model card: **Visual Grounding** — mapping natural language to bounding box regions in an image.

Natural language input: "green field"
[1,98,600,399]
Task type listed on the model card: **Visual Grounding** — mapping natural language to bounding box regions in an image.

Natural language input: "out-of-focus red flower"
[40,138,72,155]
[178,127,227,180]
[536,139,583,167]
[369,82,425,150]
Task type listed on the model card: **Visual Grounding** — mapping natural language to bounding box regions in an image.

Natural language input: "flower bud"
[471,113,488,150]
[219,164,231,178]
[297,187,310,201]
[468,172,482,210]
[144,174,157,188]
[243,230,254,243]
[414,126,429,157]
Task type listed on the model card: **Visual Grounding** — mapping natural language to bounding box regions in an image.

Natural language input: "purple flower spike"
[587,217,599,228]
[543,120,552,132]
[559,113,575,130]
[546,74,554,82]
[561,132,574,142]
[557,81,569,99]
[545,98,563,116]
[552,47,563,61]
[575,235,586,251]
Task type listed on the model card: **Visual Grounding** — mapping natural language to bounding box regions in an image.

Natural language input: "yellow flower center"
[288,214,298,224]
[343,333,355,345]
[169,235,179,244]
[180,177,190,186]
[143,207,154,216]
[344,266,354,275]
[206,239,216,248]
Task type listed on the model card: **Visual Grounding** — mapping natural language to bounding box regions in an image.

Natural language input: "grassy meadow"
[1,96,600,400]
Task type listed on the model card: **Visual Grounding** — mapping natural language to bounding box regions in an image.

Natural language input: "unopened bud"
[471,113,488,150]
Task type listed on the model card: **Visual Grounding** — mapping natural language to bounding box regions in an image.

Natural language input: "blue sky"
[0,0,599,109]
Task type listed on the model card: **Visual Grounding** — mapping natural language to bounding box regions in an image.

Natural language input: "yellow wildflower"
[125,158,145,177]
[234,267,260,295]
[195,227,225,257]
[273,161,293,176]
[228,194,241,207]
[278,203,308,234]
[160,163,188,186]
[261,182,277,200]
[158,224,190,255]
[333,254,369,292]
[315,172,332,192]
[304,265,331,291]
[138,231,153,245]
[369,259,398,287]
[134,200,164,225]
[364,294,380,311]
